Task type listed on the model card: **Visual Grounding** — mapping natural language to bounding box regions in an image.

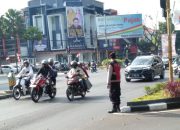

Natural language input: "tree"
[5,9,25,55]
[0,16,9,57]
[138,21,175,55]
[24,26,42,58]
[159,21,174,34]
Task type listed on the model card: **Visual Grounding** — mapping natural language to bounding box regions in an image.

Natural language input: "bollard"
[7,71,16,90]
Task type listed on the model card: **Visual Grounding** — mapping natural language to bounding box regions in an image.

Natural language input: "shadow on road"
[32,95,108,104]
[142,111,180,118]
[127,77,169,83]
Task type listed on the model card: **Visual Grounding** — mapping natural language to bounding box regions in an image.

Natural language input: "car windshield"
[131,57,153,65]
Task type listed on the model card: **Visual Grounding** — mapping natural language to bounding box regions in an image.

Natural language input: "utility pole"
[104,14,108,58]
[166,0,173,81]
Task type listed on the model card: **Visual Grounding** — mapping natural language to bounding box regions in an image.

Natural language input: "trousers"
[109,82,121,105]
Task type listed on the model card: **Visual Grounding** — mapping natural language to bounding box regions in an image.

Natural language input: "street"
[0,69,179,130]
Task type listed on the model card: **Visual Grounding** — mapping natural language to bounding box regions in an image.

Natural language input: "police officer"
[107,52,121,113]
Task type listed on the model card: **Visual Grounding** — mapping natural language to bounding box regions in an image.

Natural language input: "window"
[33,15,44,34]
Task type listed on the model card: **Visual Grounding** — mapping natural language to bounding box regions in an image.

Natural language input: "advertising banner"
[34,37,48,51]
[66,6,86,49]
[68,37,86,50]
[173,10,180,30]
[66,6,84,38]
[161,34,176,57]
[96,14,143,39]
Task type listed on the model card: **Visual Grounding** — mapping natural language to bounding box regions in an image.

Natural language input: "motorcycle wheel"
[31,88,40,103]
[13,86,21,100]
[48,86,56,99]
[81,91,86,98]
[66,88,74,101]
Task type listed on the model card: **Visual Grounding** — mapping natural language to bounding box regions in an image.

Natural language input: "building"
[24,0,105,64]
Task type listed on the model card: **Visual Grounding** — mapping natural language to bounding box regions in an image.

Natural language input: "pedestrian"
[107,52,121,113]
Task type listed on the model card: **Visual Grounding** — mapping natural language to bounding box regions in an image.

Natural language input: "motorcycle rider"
[17,60,34,95]
[67,61,87,91]
[91,61,97,72]
[36,60,53,78]
[48,58,57,86]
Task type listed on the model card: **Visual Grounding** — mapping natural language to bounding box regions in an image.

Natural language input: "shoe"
[116,106,121,112]
[108,104,117,113]
[108,109,117,113]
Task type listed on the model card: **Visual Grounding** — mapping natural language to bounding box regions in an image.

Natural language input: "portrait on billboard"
[66,7,84,38]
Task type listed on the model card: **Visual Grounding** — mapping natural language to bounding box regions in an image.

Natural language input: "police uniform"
[107,53,121,113]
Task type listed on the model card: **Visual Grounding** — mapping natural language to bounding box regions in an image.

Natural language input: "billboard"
[66,7,84,38]
[34,37,48,51]
[173,10,180,30]
[66,6,86,49]
[161,34,176,57]
[96,14,143,39]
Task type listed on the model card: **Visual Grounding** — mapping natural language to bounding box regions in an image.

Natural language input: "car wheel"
[126,78,131,82]
[149,72,154,81]
[160,70,165,79]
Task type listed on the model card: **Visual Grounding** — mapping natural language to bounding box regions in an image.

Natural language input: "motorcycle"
[12,76,31,100]
[90,66,97,73]
[30,75,56,103]
[66,73,87,101]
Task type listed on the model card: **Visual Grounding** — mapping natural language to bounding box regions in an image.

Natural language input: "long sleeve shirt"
[107,64,113,84]
[18,66,34,78]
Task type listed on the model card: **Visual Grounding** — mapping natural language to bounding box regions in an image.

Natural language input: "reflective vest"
[110,61,121,82]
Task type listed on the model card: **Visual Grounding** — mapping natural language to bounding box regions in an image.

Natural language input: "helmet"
[41,60,48,65]
[70,61,78,68]
[23,60,29,66]
[48,58,54,64]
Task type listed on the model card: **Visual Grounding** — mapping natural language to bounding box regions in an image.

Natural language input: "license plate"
[132,74,139,77]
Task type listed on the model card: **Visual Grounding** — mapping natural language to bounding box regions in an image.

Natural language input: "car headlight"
[125,68,130,72]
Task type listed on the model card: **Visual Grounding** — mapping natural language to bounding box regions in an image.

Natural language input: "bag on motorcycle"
[85,79,92,90]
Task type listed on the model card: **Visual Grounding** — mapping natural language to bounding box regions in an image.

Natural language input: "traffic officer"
[107,52,121,113]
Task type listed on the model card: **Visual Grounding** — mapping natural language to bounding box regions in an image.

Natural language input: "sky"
[0,0,168,28]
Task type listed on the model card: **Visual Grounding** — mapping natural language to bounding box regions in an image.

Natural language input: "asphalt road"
[0,69,179,130]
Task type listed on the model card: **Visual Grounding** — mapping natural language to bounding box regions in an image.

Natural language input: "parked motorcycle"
[30,75,56,103]
[66,74,87,101]
[12,76,31,100]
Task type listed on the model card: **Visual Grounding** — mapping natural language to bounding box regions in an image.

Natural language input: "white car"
[54,61,61,70]
[1,65,18,74]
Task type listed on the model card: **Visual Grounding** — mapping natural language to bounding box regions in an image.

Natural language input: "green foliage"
[0,16,9,37]
[24,26,42,41]
[133,90,167,102]
[144,83,166,95]
[159,21,174,34]
[5,9,25,37]
[101,59,124,67]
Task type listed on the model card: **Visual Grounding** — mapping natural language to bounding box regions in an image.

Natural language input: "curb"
[0,94,12,100]
[0,90,12,100]
[120,102,180,113]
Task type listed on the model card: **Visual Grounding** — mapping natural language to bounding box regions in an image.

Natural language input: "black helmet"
[48,58,54,64]
[70,61,78,68]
